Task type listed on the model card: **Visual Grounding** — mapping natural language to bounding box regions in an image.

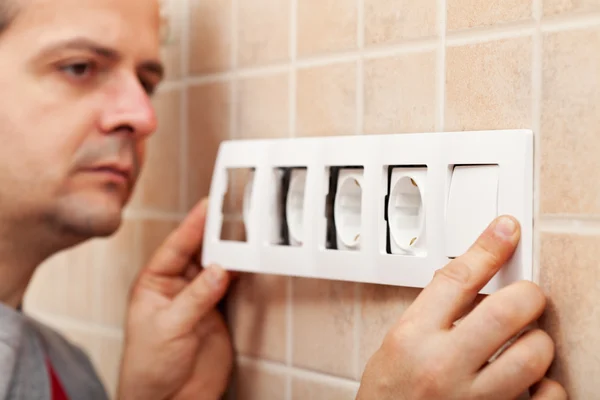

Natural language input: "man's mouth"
[83,164,133,187]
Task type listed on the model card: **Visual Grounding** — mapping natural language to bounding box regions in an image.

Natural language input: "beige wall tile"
[237,74,289,139]
[296,63,357,137]
[445,37,532,131]
[227,168,254,216]
[447,0,532,30]
[24,253,69,315]
[543,0,600,15]
[237,0,290,67]
[189,0,232,74]
[297,0,357,57]
[139,89,182,212]
[220,218,247,241]
[139,219,180,266]
[540,28,600,215]
[227,273,288,362]
[159,0,183,80]
[65,242,98,322]
[364,0,437,46]
[292,374,359,399]
[187,82,231,210]
[233,360,287,400]
[292,278,356,378]
[364,52,436,134]
[539,233,600,398]
[94,220,139,328]
[359,284,421,370]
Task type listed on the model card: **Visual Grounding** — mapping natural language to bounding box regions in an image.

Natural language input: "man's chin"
[52,192,127,239]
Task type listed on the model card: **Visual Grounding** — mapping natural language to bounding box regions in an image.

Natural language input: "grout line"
[123,208,186,221]
[285,276,294,400]
[538,216,600,235]
[27,309,124,339]
[237,355,361,387]
[532,0,542,20]
[357,0,364,49]
[355,0,364,136]
[286,3,297,397]
[296,52,361,69]
[446,23,535,46]
[435,0,447,132]
[540,11,600,32]
[180,88,189,211]
[180,12,600,88]
[362,39,438,59]
[288,0,298,140]
[231,0,239,71]
[91,231,103,324]
[227,0,240,212]
[532,0,543,283]
[290,367,361,391]
[184,41,439,85]
[180,0,191,212]
[353,283,362,380]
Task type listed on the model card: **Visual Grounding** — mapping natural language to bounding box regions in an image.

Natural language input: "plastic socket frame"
[202,130,533,294]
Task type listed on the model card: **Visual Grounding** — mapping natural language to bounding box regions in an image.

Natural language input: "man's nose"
[99,74,158,138]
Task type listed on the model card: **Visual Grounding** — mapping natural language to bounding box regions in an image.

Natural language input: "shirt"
[0,302,108,399]
[47,358,69,400]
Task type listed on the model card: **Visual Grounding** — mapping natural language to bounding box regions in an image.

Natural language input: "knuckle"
[413,356,452,397]
[515,331,554,376]
[434,259,477,293]
[485,302,520,330]
[383,319,417,355]
[470,239,503,268]
[435,260,471,286]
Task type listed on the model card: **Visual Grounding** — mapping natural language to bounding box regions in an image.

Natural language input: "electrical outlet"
[386,166,427,256]
[202,130,533,294]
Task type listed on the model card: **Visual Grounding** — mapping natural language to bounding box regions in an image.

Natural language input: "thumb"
[166,265,231,332]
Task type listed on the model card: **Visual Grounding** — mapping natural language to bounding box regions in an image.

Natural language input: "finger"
[184,263,202,281]
[530,378,568,400]
[400,215,521,331]
[166,265,230,332]
[451,280,546,369]
[146,198,208,276]
[471,329,555,400]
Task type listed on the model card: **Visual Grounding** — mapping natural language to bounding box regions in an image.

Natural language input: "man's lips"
[82,164,133,186]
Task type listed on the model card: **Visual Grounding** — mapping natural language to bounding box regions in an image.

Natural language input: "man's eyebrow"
[37,36,165,80]
[37,37,120,59]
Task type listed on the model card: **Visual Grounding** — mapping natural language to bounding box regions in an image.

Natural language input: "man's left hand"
[117,198,234,400]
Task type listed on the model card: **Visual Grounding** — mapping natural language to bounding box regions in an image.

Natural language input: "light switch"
[445,165,499,258]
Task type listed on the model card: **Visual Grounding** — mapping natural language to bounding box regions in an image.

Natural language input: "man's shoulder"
[25,316,110,400]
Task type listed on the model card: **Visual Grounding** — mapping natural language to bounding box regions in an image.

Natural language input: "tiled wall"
[23,0,600,399]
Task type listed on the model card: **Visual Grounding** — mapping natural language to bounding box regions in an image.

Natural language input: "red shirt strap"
[46,358,69,400]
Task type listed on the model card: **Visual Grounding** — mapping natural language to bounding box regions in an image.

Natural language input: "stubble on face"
[0,0,163,247]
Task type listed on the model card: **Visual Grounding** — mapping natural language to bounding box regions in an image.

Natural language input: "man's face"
[0,0,163,240]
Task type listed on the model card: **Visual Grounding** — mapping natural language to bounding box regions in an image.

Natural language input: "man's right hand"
[357,216,567,399]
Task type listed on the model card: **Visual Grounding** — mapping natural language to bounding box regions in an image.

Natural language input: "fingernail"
[494,216,517,239]
[206,265,225,288]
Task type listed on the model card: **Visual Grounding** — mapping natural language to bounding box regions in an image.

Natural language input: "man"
[0,0,567,399]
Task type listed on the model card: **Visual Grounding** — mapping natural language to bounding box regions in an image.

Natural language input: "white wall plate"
[201,130,533,294]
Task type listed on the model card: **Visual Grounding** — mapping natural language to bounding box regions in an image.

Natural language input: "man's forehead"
[12,0,162,55]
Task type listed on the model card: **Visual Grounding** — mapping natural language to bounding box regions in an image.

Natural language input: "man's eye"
[60,62,96,78]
